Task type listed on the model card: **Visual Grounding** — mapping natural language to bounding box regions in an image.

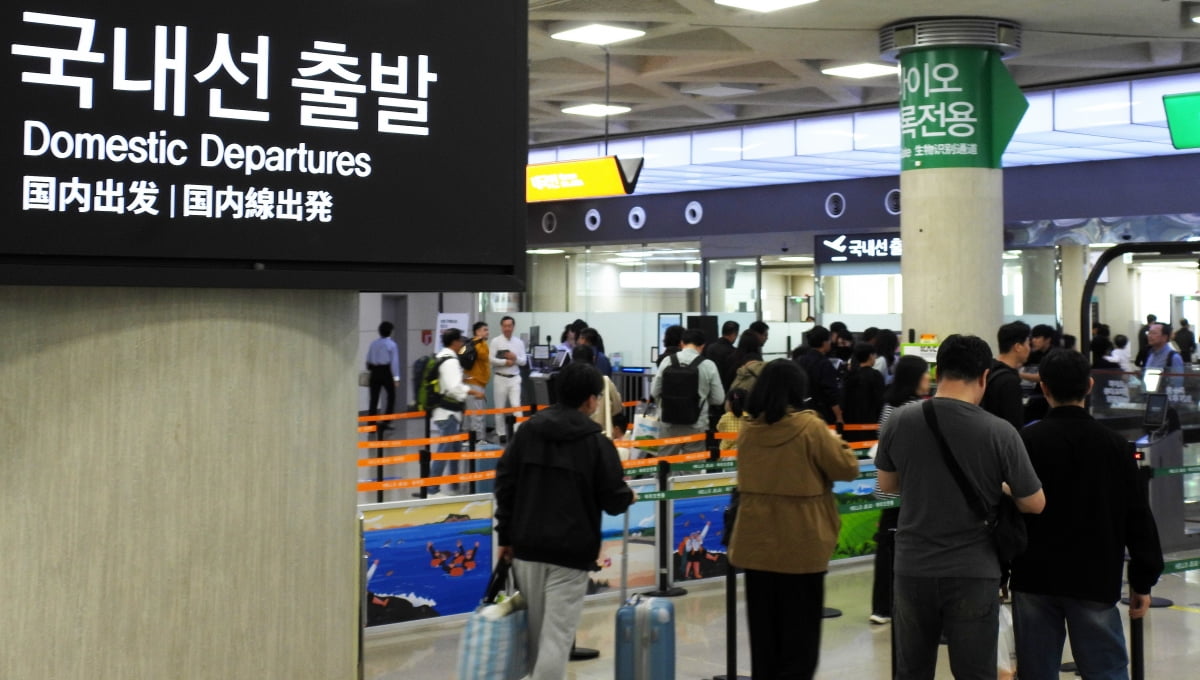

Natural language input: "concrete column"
[1060,243,1088,342]
[1020,248,1058,317]
[901,167,1005,340]
[1,286,359,679]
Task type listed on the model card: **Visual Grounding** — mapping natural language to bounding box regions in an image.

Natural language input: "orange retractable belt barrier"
[612,432,707,448]
[357,432,470,449]
[358,470,495,493]
[359,410,427,423]
[358,453,421,467]
[463,405,529,416]
[358,425,377,433]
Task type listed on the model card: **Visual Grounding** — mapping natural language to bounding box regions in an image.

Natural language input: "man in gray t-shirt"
[876,334,1044,680]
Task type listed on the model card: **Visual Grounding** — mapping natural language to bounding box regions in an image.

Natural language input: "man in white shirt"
[490,316,527,442]
[429,328,485,496]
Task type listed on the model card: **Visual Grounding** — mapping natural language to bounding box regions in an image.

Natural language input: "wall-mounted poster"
[361,496,493,627]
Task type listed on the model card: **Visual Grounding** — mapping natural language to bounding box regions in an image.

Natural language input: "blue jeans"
[428,414,461,494]
[1013,591,1128,680]
[894,575,999,680]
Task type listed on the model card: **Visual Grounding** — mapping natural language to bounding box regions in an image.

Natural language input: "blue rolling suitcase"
[614,510,676,679]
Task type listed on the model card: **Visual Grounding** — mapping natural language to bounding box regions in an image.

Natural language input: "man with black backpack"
[981,320,1029,430]
[794,326,843,426]
[651,328,724,456]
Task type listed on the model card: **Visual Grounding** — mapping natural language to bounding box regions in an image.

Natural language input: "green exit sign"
[1163,92,1200,149]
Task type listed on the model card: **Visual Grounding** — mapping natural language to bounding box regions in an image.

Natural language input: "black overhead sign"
[814,231,902,265]
[2,1,528,289]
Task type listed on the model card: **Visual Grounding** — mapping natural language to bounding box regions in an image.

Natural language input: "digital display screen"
[1143,392,1168,429]
[531,345,549,360]
[2,1,527,289]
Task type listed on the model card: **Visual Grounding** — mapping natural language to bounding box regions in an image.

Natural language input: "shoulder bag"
[920,399,1027,564]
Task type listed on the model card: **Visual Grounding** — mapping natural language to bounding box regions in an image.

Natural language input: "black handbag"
[921,399,1027,564]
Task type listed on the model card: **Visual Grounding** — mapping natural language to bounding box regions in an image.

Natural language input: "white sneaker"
[869,614,892,625]
[426,490,444,498]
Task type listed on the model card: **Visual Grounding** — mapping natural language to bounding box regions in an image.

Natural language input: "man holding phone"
[491,316,527,442]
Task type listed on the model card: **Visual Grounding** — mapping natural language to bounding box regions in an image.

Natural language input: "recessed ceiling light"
[562,104,632,117]
[821,63,900,79]
[715,0,820,13]
[736,260,758,266]
[681,83,760,98]
[551,24,646,46]
[526,248,565,255]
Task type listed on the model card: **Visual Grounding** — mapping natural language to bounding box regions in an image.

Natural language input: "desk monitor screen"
[1143,368,1163,393]
[1143,392,1169,429]
[532,345,550,360]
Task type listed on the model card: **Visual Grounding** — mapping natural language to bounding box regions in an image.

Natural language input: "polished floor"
[362,557,1200,680]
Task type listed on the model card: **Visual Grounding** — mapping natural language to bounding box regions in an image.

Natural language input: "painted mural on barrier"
[362,498,493,626]
[670,476,736,582]
[833,462,883,559]
[593,481,658,594]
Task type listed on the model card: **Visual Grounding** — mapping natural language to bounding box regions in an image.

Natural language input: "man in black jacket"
[495,361,635,680]
[794,325,843,425]
[981,320,1029,430]
[1011,349,1163,680]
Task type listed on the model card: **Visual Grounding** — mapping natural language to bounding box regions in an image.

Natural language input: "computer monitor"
[531,345,550,360]
[1143,392,1169,430]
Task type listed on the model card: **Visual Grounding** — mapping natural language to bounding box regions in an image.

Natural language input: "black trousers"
[871,507,899,616]
[367,365,395,417]
[744,568,825,680]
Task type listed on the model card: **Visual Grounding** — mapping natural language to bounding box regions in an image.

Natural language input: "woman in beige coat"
[727,359,859,679]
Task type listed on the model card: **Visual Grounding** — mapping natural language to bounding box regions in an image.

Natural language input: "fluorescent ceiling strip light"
[551,24,645,46]
[526,249,565,255]
[716,0,820,12]
[821,63,899,79]
[618,271,701,289]
[562,104,632,117]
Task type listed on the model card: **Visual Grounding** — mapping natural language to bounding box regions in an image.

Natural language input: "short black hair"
[997,321,1030,354]
[721,320,740,336]
[736,329,763,353]
[806,325,830,348]
[571,344,596,365]
[556,361,604,408]
[441,327,464,347]
[500,315,516,326]
[378,321,394,337]
[862,327,879,343]
[1114,334,1129,349]
[829,321,847,334]
[1031,324,1057,340]
[1039,349,1091,403]
[682,328,706,346]
[663,324,684,349]
[852,342,876,365]
[472,321,488,332]
[749,321,770,336]
[745,359,808,425]
[935,334,993,382]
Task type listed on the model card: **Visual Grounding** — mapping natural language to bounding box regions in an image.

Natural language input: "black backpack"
[659,353,707,424]
[459,338,480,370]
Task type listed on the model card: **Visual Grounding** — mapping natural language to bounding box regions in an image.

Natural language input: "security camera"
[781,246,790,252]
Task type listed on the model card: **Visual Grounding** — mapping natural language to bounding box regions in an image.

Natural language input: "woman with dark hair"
[872,329,901,382]
[577,327,611,376]
[841,342,885,427]
[1090,335,1120,370]
[726,330,765,390]
[727,359,859,679]
[869,354,931,625]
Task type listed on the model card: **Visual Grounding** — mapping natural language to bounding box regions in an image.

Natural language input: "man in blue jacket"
[495,361,635,680]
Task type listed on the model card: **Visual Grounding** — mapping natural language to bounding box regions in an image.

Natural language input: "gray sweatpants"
[511,558,590,680]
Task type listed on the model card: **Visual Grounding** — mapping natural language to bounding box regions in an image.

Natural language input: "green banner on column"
[900,47,1027,171]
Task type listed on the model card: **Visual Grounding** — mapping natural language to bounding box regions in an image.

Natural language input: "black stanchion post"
[1130,617,1144,680]
[650,459,687,597]
[418,448,431,500]
[375,421,385,505]
[713,564,750,680]
[468,431,477,495]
